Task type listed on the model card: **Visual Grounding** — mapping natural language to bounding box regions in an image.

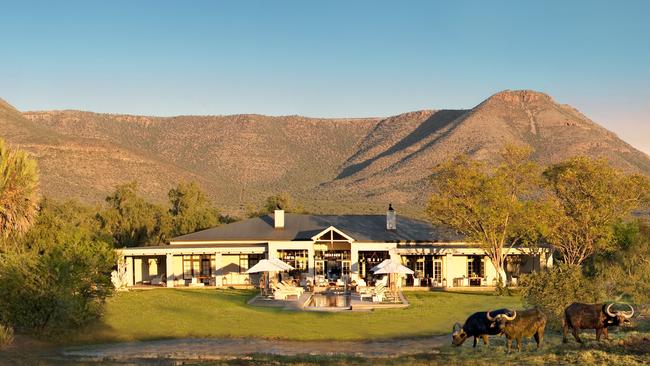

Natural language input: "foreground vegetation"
[67,289,522,344]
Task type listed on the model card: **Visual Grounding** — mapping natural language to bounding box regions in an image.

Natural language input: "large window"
[277,250,309,272]
[467,256,484,278]
[239,254,263,273]
[183,255,214,279]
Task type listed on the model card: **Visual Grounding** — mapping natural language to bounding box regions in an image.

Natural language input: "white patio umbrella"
[245,259,291,297]
[372,260,414,275]
[371,258,414,294]
[269,258,295,271]
[245,259,295,297]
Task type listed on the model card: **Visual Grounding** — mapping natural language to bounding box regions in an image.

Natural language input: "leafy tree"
[427,146,549,286]
[0,200,116,333]
[588,219,650,304]
[543,157,650,266]
[168,181,220,237]
[98,182,169,247]
[0,138,39,241]
[248,193,304,217]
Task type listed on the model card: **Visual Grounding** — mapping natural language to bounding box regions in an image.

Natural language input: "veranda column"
[165,253,174,288]
[444,253,453,288]
[214,252,222,287]
[125,256,134,287]
[307,247,315,278]
[350,245,359,281]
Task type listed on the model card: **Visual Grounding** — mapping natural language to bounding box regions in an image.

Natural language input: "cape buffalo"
[451,308,510,347]
[490,308,547,353]
[563,302,634,343]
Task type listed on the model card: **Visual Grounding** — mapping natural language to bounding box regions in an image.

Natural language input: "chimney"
[274,205,285,229]
[386,203,396,230]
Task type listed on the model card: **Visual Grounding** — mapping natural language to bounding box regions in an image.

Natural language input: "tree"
[168,181,220,237]
[248,193,303,217]
[98,182,169,247]
[427,146,549,286]
[543,157,650,266]
[588,219,650,304]
[0,199,116,333]
[0,138,39,240]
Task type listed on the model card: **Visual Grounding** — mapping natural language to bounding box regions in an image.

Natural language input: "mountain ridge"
[2,90,649,217]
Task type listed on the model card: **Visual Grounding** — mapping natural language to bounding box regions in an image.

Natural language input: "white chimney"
[274,209,285,229]
[386,203,396,230]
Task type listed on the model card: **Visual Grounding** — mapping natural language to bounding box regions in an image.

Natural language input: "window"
[183,255,214,279]
[278,250,309,272]
[467,256,484,277]
[433,260,442,282]
[239,254,263,273]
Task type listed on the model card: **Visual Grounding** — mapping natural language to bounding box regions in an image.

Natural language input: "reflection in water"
[307,292,350,308]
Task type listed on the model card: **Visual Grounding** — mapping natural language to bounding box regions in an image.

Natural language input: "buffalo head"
[605,303,634,327]
[451,322,468,346]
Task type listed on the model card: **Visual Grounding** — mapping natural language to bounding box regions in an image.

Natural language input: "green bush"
[519,264,604,328]
[0,237,116,333]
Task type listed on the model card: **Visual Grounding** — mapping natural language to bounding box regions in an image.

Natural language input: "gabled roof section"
[170,213,464,244]
[311,226,355,242]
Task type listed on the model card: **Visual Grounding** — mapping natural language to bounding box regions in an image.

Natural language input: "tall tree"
[168,181,220,237]
[0,139,39,240]
[98,182,169,247]
[543,157,650,266]
[427,146,548,286]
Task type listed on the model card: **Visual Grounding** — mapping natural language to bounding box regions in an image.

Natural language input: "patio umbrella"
[245,259,290,297]
[371,259,414,294]
[269,258,295,271]
[369,258,391,273]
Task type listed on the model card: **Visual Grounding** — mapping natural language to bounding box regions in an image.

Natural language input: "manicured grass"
[68,289,522,344]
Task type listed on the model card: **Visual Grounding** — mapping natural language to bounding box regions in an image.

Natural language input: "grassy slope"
[69,289,522,344]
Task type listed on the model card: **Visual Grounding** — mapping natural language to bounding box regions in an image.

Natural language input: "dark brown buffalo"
[490,308,547,353]
[451,308,511,347]
[563,302,634,343]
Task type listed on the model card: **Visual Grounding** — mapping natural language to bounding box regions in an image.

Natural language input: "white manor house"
[117,207,553,289]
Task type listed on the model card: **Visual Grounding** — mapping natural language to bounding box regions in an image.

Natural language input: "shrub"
[0,323,14,349]
[519,264,604,328]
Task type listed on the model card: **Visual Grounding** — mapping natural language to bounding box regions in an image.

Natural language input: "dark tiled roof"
[170,213,464,243]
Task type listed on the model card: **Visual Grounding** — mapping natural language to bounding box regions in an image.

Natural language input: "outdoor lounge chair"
[372,282,386,303]
[279,281,304,294]
[271,283,302,300]
[151,274,165,286]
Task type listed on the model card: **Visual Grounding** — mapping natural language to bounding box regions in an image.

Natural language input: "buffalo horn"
[621,304,635,319]
[605,303,616,317]
[486,310,496,321]
[503,309,517,321]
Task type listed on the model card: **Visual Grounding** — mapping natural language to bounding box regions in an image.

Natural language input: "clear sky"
[1,0,649,154]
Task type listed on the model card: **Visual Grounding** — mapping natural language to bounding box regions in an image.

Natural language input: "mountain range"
[2,90,649,217]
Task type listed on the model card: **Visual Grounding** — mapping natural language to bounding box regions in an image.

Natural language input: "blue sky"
[1,0,649,153]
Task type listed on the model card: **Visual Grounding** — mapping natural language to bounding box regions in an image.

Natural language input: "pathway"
[49,335,448,363]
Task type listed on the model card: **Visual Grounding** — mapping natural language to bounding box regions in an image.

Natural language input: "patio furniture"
[151,274,165,286]
[372,282,386,303]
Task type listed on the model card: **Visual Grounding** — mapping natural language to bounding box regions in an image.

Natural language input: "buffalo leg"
[596,328,602,341]
[482,335,489,346]
[603,328,610,341]
[562,322,569,343]
[516,338,522,352]
[572,327,582,343]
[506,338,512,353]
[473,336,477,348]
[534,330,543,349]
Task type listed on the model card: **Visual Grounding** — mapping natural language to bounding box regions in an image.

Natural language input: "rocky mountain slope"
[2,90,649,216]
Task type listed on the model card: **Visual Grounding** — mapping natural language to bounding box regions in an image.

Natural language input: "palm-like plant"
[0,139,39,239]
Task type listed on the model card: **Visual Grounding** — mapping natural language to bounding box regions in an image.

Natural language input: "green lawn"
[69,288,522,344]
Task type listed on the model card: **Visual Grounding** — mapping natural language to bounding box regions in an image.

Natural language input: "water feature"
[305,291,351,309]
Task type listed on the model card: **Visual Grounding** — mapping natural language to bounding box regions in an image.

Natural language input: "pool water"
[306,292,350,308]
